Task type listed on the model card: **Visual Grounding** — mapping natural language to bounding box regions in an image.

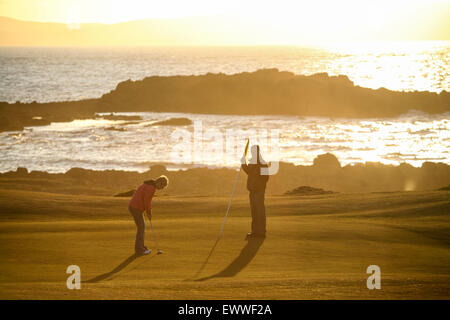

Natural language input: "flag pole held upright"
[217,138,250,238]
[193,139,250,278]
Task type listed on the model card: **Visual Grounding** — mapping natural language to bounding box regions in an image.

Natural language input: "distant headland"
[0,69,448,132]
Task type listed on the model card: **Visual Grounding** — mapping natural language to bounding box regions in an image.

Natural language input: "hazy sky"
[1,0,449,42]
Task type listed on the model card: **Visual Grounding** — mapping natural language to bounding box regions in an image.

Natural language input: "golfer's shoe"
[136,248,152,256]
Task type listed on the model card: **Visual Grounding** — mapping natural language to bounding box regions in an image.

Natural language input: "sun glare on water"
[0,112,448,173]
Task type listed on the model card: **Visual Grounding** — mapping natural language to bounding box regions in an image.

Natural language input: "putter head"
[157,249,163,255]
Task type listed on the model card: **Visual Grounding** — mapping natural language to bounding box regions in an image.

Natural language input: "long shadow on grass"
[195,237,264,281]
[84,254,139,283]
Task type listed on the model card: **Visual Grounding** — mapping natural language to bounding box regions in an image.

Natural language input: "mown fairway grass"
[0,189,449,299]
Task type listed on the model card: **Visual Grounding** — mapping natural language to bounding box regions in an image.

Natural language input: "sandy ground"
[0,189,449,299]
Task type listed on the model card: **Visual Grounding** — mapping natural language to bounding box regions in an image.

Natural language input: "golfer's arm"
[241,163,249,174]
[144,188,154,216]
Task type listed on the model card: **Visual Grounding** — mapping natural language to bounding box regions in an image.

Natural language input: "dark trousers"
[249,191,266,236]
[129,206,146,253]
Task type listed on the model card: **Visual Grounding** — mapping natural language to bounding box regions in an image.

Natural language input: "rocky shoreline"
[1,69,448,133]
[1,154,449,197]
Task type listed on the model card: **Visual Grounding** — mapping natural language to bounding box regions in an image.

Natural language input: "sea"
[0,42,448,173]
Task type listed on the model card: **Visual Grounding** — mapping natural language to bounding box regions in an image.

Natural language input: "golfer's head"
[155,175,169,190]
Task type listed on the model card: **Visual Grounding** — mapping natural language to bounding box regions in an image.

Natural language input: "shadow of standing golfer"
[196,237,265,281]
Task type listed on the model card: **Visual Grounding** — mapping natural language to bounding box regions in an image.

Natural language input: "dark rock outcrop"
[100,69,449,117]
[150,118,192,126]
[114,189,136,197]
[313,153,341,170]
[99,114,142,121]
[285,186,335,196]
[1,69,448,132]
[1,154,449,196]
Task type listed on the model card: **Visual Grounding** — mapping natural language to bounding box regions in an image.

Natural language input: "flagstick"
[193,138,249,278]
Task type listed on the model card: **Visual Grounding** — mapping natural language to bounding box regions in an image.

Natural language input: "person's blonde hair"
[156,175,169,187]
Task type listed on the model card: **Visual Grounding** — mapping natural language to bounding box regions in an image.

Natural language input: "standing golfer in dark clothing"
[241,145,269,239]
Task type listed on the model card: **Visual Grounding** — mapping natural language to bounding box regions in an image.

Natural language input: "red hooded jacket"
[129,182,156,214]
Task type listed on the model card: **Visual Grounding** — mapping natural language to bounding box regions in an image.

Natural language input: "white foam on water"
[0,111,448,173]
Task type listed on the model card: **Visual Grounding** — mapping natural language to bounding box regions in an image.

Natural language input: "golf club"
[146,212,163,254]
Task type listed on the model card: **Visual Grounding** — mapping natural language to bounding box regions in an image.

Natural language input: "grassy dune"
[0,189,449,299]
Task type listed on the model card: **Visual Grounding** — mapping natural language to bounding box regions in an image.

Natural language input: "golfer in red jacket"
[129,175,168,255]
